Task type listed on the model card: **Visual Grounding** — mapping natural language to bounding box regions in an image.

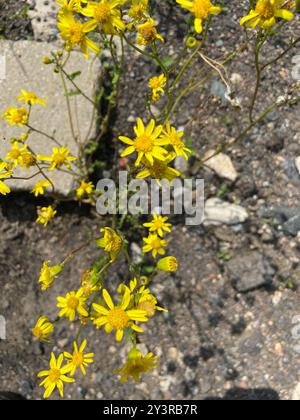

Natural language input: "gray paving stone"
[0,40,99,195]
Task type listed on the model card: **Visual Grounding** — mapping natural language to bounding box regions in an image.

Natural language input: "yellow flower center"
[48,368,61,383]
[137,299,156,317]
[72,352,84,366]
[94,4,111,23]
[22,153,36,167]
[150,237,162,250]
[193,0,211,19]
[10,149,21,159]
[107,307,129,329]
[134,134,154,153]
[169,133,184,149]
[256,0,274,18]
[140,25,157,43]
[68,22,84,45]
[153,219,164,229]
[67,296,79,309]
[53,153,66,166]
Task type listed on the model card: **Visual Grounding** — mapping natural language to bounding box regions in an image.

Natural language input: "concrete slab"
[0,40,99,195]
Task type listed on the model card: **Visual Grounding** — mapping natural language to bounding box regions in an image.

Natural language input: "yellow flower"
[76,180,94,198]
[20,152,37,168]
[157,256,179,272]
[240,0,294,29]
[143,233,168,258]
[136,155,181,184]
[96,227,123,261]
[161,122,192,160]
[18,89,46,106]
[136,18,164,45]
[143,213,171,237]
[119,118,168,166]
[2,107,29,126]
[128,0,149,21]
[80,269,101,297]
[32,180,52,197]
[57,289,89,321]
[148,74,167,102]
[115,347,158,382]
[38,147,76,170]
[81,0,126,34]
[5,142,28,167]
[36,206,57,226]
[136,288,168,317]
[38,353,75,399]
[0,162,12,196]
[32,316,54,342]
[57,0,86,15]
[57,11,100,57]
[38,261,63,291]
[92,288,149,341]
[64,340,94,376]
[176,0,221,34]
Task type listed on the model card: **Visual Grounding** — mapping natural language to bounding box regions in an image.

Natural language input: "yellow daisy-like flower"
[143,233,168,258]
[38,147,76,171]
[96,227,123,261]
[157,256,179,272]
[38,353,75,399]
[136,155,181,184]
[36,205,57,227]
[128,0,149,21]
[76,180,94,198]
[57,289,89,321]
[64,340,94,376]
[92,288,149,341]
[148,74,167,102]
[1,107,29,126]
[240,0,294,29]
[18,89,46,106]
[136,288,168,317]
[119,118,168,167]
[161,122,192,160]
[32,316,54,342]
[136,18,164,45]
[32,180,52,197]
[81,0,126,34]
[143,213,171,237]
[57,11,100,58]
[0,162,12,196]
[5,141,28,167]
[57,0,87,15]
[38,261,63,291]
[176,0,221,34]
[20,152,37,168]
[115,347,158,382]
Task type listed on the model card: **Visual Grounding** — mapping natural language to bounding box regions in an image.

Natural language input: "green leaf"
[68,71,81,81]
